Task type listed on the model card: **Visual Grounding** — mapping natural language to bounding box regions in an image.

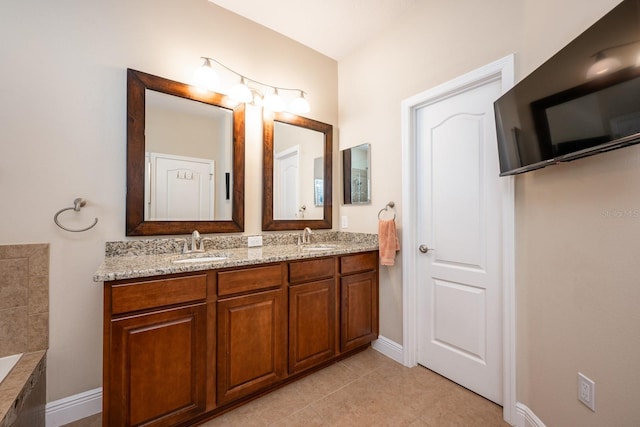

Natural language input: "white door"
[416,77,503,404]
[148,153,214,220]
[274,146,299,219]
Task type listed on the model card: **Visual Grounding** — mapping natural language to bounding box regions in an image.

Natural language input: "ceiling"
[207,0,420,60]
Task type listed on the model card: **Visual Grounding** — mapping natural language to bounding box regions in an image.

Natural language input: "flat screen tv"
[494,0,640,176]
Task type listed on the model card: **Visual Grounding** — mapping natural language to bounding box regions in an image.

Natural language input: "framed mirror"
[342,143,371,204]
[126,69,245,235]
[263,112,332,231]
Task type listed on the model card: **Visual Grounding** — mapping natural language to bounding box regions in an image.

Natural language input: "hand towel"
[379,219,400,266]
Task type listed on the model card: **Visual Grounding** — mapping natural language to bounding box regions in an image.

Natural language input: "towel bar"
[54,198,98,232]
[378,201,396,220]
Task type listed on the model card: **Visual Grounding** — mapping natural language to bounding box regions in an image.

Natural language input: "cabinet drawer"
[340,251,378,275]
[289,258,335,284]
[111,275,207,315]
[218,264,282,297]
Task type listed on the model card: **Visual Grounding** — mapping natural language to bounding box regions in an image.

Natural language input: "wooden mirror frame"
[126,69,245,235]
[262,112,332,231]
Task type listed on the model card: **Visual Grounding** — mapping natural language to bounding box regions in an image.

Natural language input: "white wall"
[339,0,640,425]
[0,0,337,402]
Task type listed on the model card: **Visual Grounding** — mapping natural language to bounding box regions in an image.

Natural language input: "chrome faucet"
[183,230,204,254]
[302,227,313,244]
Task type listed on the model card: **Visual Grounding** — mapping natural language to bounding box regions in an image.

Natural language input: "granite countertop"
[94,232,379,282]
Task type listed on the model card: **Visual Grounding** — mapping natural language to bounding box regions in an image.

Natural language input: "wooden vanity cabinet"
[103,250,378,426]
[340,251,379,353]
[104,273,212,427]
[215,264,287,405]
[288,257,336,374]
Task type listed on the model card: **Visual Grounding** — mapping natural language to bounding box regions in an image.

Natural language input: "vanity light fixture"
[586,39,640,79]
[194,56,311,114]
[193,57,220,91]
[289,90,311,114]
[228,76,253,104]
[586,52,623,79]
[263,88,286,112]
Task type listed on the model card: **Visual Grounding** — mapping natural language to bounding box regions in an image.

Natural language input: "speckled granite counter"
[0,351,46,427]
[94,232,378,282]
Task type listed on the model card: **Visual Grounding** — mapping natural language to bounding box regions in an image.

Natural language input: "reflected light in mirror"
[586,54,622,79]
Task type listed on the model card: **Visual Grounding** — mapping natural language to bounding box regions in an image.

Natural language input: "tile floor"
[64,348,509,426]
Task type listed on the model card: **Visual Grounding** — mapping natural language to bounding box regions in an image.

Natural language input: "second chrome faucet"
[183,230,205,254]
[300,227,313,244]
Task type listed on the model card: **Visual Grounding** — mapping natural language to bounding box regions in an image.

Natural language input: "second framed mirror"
[263,112,332,231]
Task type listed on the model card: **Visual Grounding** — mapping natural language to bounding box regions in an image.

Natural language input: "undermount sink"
[173,255,229,264]
[301,244,339,251]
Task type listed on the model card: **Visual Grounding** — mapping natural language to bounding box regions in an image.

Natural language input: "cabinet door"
[108,304,207,427]
[340,270,379,352]
[289,279,335,373]
[216,288,286,405]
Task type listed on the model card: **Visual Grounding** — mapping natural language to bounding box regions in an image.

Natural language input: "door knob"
[418,244,433,253]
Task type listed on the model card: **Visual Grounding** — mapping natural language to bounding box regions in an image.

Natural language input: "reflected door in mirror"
[273,121,324,220]
[145,90,233,221]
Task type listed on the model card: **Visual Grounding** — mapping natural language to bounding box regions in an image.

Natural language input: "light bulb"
[586,54,622,79]
[229,78,253,103]
[289,91,310,114]
[264,89,285,112]
[193,58,219,91]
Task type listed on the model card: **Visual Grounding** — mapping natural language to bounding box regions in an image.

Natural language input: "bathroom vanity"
[96,234,378,426]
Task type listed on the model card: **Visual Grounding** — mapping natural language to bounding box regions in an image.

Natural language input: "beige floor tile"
[270,406,325,427]
[68,348,508,427]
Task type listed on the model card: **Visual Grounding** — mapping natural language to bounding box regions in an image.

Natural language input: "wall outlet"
[578,372,596,411]
[341,215,348,229]
[247,235,263,247]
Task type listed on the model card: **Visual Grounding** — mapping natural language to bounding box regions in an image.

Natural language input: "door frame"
[400,55,516,424]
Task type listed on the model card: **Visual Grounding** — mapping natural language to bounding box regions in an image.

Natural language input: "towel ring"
[54,198,98,232]
[378,201,396,220]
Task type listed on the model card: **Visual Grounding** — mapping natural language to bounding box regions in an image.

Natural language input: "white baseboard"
[515,402,546,427]
[45,387,102,427]
[372,335,404,365]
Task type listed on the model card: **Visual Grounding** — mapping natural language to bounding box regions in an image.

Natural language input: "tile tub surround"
[96,232,379,282]
[0,350,46,427]
[0,244,49,358]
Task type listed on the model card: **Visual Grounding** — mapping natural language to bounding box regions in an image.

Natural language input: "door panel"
[432,114,485,269]
[340,270,379,352]
[216,289,286,405]
[416,78,503,404]
[109,305,207,427]
[289,279,336,373]
[149,152,214,220]
[432,279,486,362]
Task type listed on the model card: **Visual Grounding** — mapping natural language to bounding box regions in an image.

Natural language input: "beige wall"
[0,0,337,401]
[339,0,640,424]
[4,0,639,423]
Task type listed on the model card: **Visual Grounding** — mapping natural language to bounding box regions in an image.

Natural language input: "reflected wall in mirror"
[127,69,245,235]
[342,143,371,204]
[263,113,332,231]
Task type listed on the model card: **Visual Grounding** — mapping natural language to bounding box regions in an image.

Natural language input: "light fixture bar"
[196,56,310,113]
